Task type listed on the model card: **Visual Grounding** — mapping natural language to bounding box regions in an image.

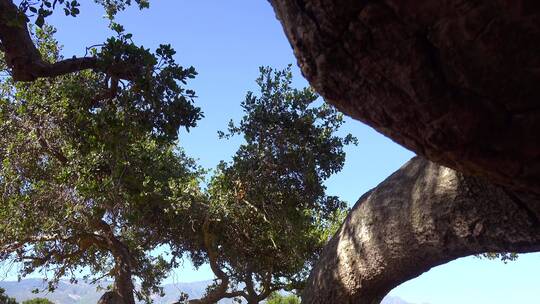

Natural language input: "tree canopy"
[0,13,354,303]
[266,293,301,304]
[181,66,353,304]
[0,25,203,304]
[22,298,54,304]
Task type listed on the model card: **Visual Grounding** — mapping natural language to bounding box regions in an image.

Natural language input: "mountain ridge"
[0,279,412,304]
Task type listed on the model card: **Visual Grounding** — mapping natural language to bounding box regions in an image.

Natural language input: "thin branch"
[35,125,68,165]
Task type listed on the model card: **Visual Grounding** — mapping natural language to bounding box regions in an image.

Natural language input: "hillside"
[0,279,412,304]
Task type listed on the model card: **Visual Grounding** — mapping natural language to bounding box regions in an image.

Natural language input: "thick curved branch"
[270,0,540,194]
[0,0,144,82]
[302,157,540,304]
[0,0,99,81]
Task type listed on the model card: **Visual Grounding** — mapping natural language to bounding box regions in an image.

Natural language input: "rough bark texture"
[303,157,540,304]
[270,0,540,194]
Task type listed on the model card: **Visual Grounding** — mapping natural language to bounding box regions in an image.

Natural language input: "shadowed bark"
[269,2,540,300]
[303,157,540,304]
[269,0,540,194]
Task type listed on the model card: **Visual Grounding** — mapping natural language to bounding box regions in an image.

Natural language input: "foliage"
[265,293,301,304]
[18,0,149,27]
[21,298,54,304]
[478,252,518,263]
[1,6,355,303]
[0,25,202,302]
[0,288,17,304]
[186,66,355,303]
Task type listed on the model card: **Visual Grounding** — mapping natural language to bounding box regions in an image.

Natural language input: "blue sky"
[6,1,540,303]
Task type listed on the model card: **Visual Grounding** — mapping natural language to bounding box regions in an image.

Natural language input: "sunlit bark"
[303,157,540,304]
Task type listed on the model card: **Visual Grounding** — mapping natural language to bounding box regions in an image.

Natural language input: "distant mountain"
[0,279,413,304]
[0,279,217,304]
[0,279,103,304]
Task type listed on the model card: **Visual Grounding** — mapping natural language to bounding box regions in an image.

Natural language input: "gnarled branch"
[269,0,540,194]
[302,157,540,304]
[187,218,247,304]
[0,0,99,81]
[0,0,144,82]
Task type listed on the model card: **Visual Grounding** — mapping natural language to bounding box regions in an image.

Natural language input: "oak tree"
[0,26,203,304]
[183,66,353,304]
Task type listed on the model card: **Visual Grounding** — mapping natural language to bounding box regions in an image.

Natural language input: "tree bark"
[96,247,135,304]
[95,220,136,304]
[302,157,540,304]
[269,0,540,194]
[112,256,136,304]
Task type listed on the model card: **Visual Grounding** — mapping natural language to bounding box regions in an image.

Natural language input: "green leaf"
[35,15,45,27]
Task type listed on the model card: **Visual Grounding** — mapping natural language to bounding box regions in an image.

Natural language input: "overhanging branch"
[0,0,145,82]
[302,157,540,304]
[0,0,100,81]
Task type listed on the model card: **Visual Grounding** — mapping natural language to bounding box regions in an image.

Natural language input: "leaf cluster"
[18,0,150,27]
[266,292,301,304]
[0,25,202,300]
[22,298,54,304]
[196,66,355,300]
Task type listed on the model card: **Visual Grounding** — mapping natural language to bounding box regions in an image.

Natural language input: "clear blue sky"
[7,1,540,303]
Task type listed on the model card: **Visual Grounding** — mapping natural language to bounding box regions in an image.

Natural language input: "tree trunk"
[302,157,540,304]
[96,250,135,304]
[113,257,136,304]
[269,0,540,194]
[269,2,540,302]
[96,253,135,304]
[95,220,136,304]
